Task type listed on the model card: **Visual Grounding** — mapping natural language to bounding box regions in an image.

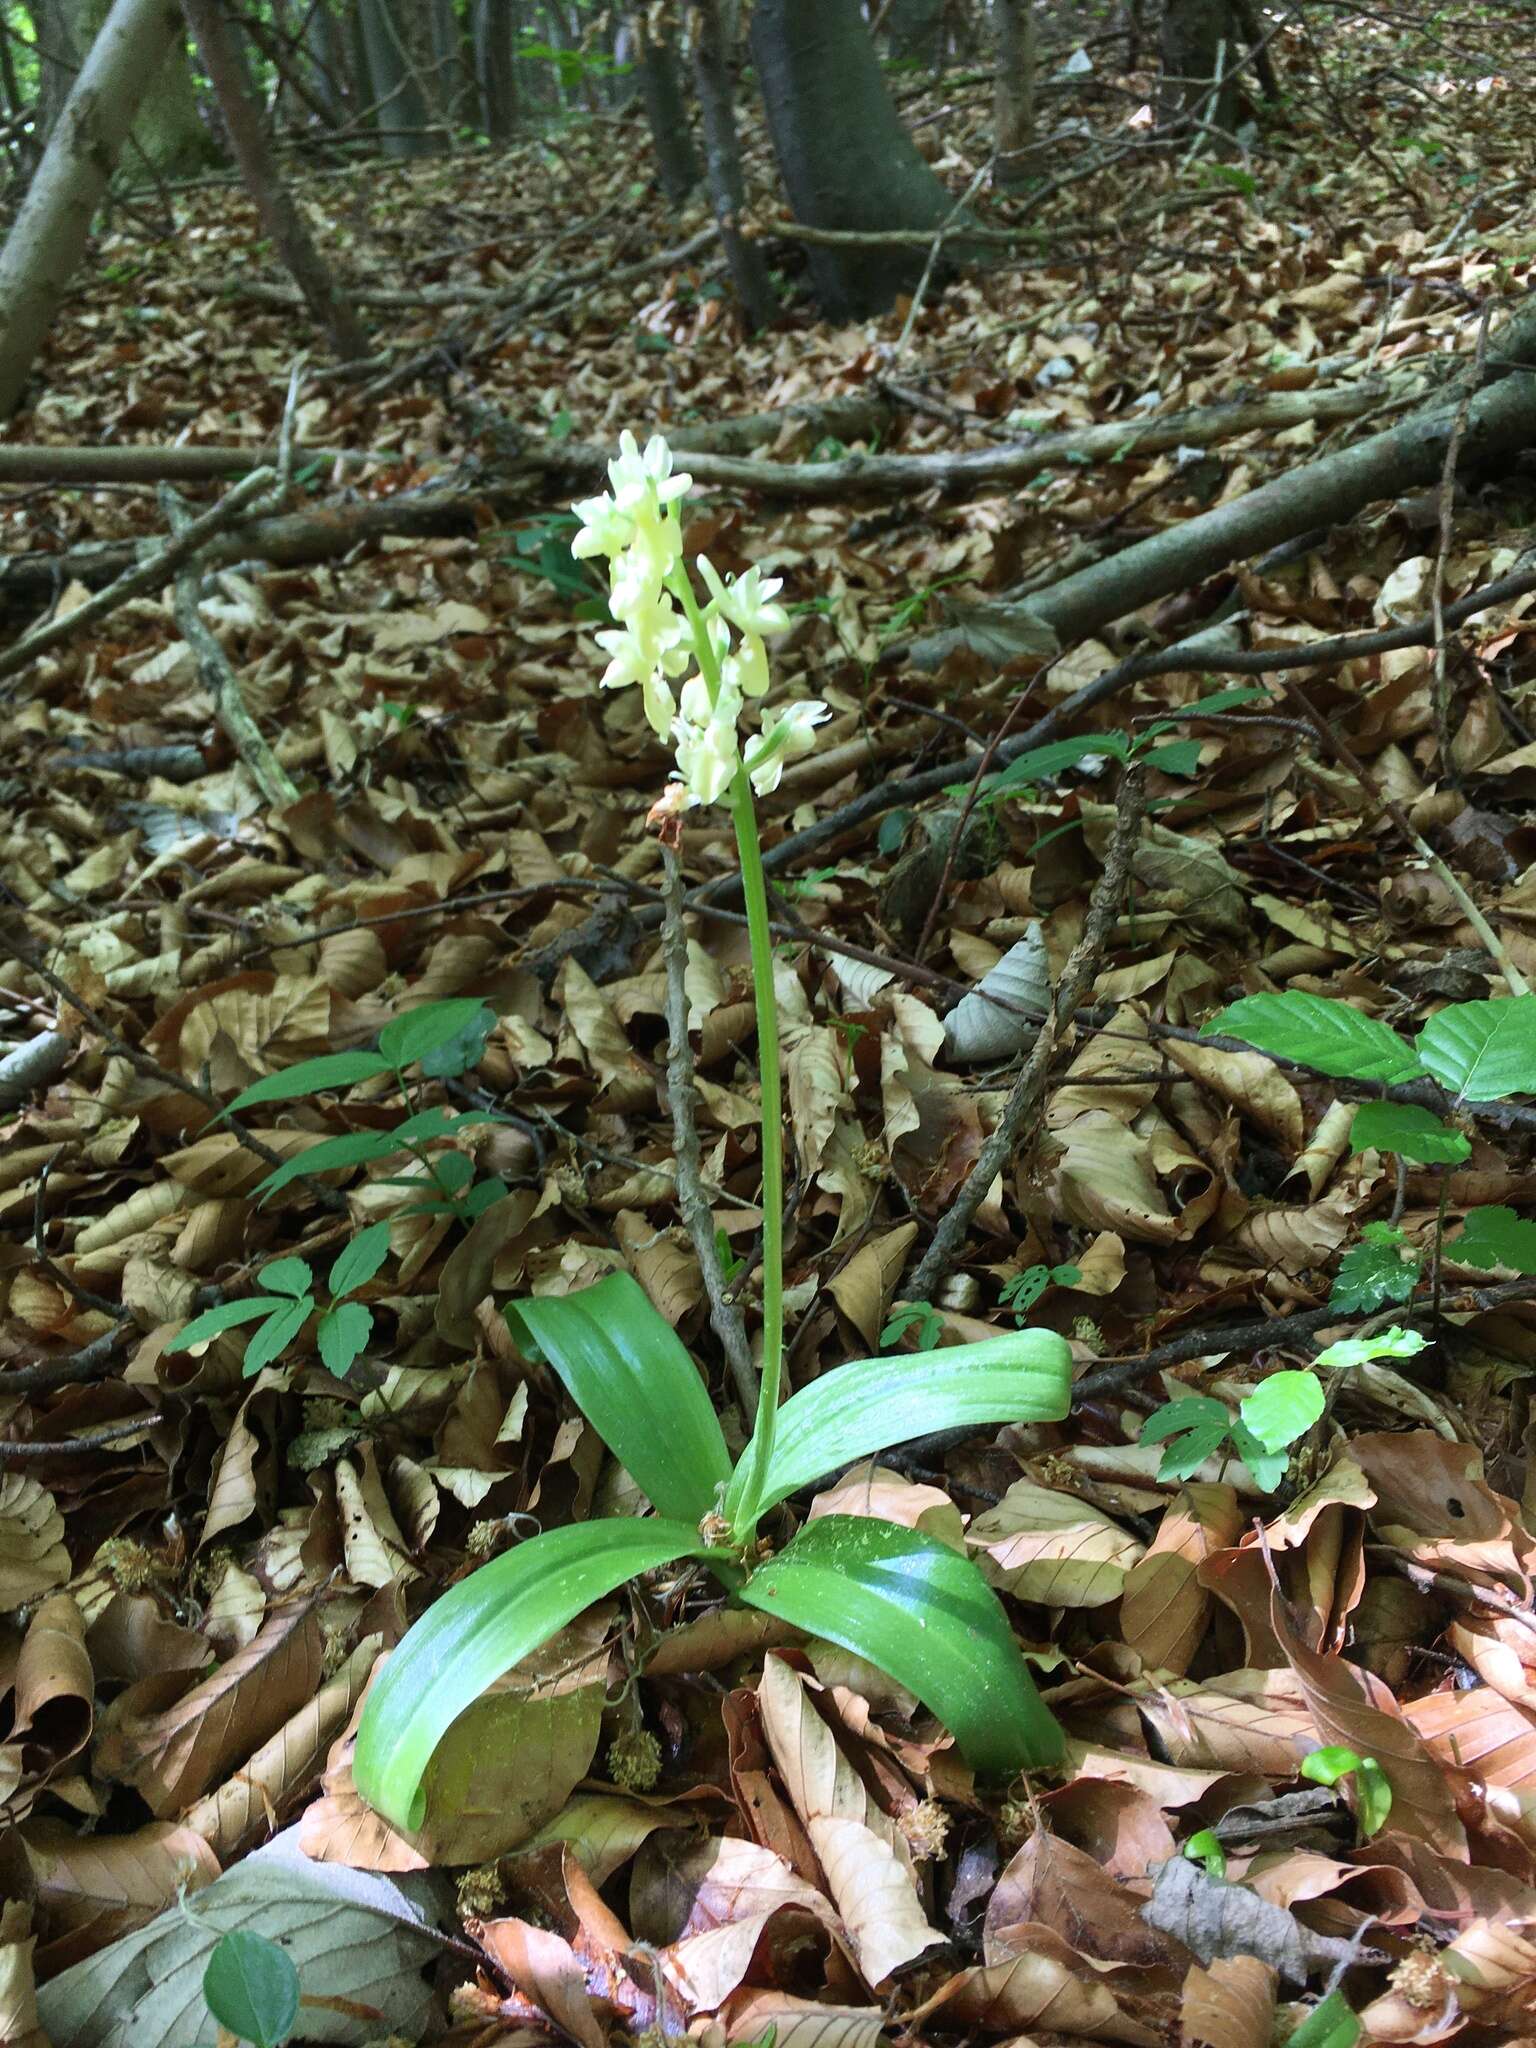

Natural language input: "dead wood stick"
[160,486,300,810]
[660,845,756,1415]
[903,765,1147,1303]
[1072,1276,1536,1404]
[1,1321,135,1397]
[0,443,388,484]
[0,1029,74,1109]
[0,1413,161,1458]
[0,464,279,692]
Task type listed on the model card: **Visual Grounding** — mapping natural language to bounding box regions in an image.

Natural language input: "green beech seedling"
[203,1931,299,2048]
[1141,1368,1324,1491]
[352,436,1074,1838]
[1301,1744,1393,1839]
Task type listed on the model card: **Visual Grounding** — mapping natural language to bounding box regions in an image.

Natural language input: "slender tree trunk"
[691,0,775,331]
[429,0,475,130]
[180,0,368,358]
[1159,0,1241,132]
[992,0,1036,185]
[750,0,972,317]
[355,0,438,156]
[474,0,519,140]
[881,0,946,65]
[299,0,349,125]
[29,0,82,148]
[635,20,699,203]
[0,0,185,418]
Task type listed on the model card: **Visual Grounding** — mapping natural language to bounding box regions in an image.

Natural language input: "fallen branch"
[0,464,280,691]
[0,1028,74,1109]
[0,1413,160,1459]
[907,296,1536,662]
[660,845,756,1414]
[160,484,301,809]
[0,443,389,484]
[903,764,1147,1302]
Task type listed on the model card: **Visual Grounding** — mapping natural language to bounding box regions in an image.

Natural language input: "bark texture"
[992,0,1037,185]
[691,0,776,330]
[636,24,700,203]
[181,0,368,359]
[750,0,971,317]
[1158,0,1242,130]
[355,0,439,156]
[0,0,186,418]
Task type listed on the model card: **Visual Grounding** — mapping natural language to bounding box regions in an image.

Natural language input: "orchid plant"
[354,435,1073,1835]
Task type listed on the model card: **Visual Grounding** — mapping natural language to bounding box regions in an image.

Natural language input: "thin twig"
[34,1162,125,1320]
[0,1414,162,1459]
[1430,302,1491,760]
[660,844,756,1414]
[904,764,1147,1302]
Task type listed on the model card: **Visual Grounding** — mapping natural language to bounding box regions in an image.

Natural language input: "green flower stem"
[725,768,784,1539]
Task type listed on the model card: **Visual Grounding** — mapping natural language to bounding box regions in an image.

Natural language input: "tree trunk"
[299,0,349,126]
[474,0,520,140]
[691,0,775,331]
[355,0,438,156]
[992,0,1036,185]
[881,0,947,66]
[180,0,368,359]
[29,0,82,148]
[750,0,971,318]
[0,0,185,418]
[1158,0,1241,133]
[429,0,476,130]
[635,21,700,203]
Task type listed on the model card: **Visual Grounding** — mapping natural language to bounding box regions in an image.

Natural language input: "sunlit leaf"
[1416,995,1536,1102]
[1204,992,1423,1084]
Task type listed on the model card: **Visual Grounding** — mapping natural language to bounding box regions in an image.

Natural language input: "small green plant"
[203,1930,299,2048]
[969,721,1203,808]
[999,1263,1081,1321]
[880,1299,945,1350]
[1289,1991,1362,2048]
[1330,1221,1421,1315]
[352,437,1074,1837]
[500,511,609,617]
[163,999,510,1376]
[1301,1744,1393,1838]
[1183,1827,1227,1878]
[1141,1368,1324,1490]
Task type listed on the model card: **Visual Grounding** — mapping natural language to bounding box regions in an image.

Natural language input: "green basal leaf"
[1449,1204,1536,1274]
[507,1272,733,1524]
[353,1517,712,1830]
[258,1256,313,1299]
[1357,1755,1393,1837]
[1348,1100,1471,1165]
[216,1049,389,1122]
[242,1297,310,1377]
[329,1222,392,1299]
[165,1296,293,1352]
[738,1515,1064,1776]
[730,1329,1072,1525]
[1204,992,1424,1084]
[1416,994,1536,1102]
[1314,1325,1427,1370]
[1240,1369,1324,1452]
[1287,1990,1361,2048]
[378,999,492,1072]
[1183,1828,1227,1879]
[1300,1744,1362,1787]
[318,1300,372,1377]
[203,1929,300,2048]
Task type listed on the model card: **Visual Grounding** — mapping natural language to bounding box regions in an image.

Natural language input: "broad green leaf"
[166,1296,293,1352]
[216,1050,389,1122]
[1348,1100,1471,1165]
[1153,1414,1232,1484]
[1204,992,1423,1084]
[379,999,492,1072]
[1287,1992,1360,2048]
[420,1004,496,1080]
[1450,1204,1536,1274]
[1300,1744,1362,1786]
[1139,1395,1228,1446]
[1142,738,1203,777]
[1240,1370,1324,1452]
[1416,995,1536,1102]
[329,1222,392,1299]
[737,1515,1064,1777]
[257,1257,312,1299]
[203,1930,299,2048]
[1183,1828,1226,1878]
[353,1518,711,1830]
[255,1129,405,1201]
[988,732,1129,795]
[507,1273,732,1524]
[427,1151,476,1194]
[732,1329,1073,1524]
[1315,1326,1427,1370]
[1357,1755,1393,1837]
[1329,1235,1419,1314]
[1229,1418,1288,1492]
[243,1298,310,1377]
[318,1300,372,1377]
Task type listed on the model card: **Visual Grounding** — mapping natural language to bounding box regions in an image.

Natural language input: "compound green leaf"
[1416,995,1536,1102]
[1204,992,1423,1084]
[216,1050,389,1122]
[732,1329,1072,1524]
[353,1517,710,1831]
[738,1515,1064,1777]
[329,1222,392,1299]
[165,1296,293,1352]
[242,1298,310,1377]
[507,1272,732,1524]
[1449,1204,1536,1274]
[317,1300,372,1377]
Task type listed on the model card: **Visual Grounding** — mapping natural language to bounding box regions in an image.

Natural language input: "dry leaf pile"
[6,8,1536,2044]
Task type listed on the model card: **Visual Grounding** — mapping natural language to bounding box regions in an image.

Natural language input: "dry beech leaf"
[968,1477,1146,1606]
[0,1476,70,1612]
[521,1791,699,1887]
[1121,1484,1244,1676]
[477,1919,608,2048]
[788,1026,850,1176]
[910,1925,1163,2045]
[825,1222,918,1347]
[987,1827,1182,1970]
[808,1813,944,1987]
[943,924,1049,1063]
[0,1900,46,2048]
[757,1654,914,1870]
[8,1593,93,1783]
[809,1461,965,1550]
[720,1989,887,2048]
[17,1817,221,1975]
[1180,1954,1277,2048]
[94,1600,325,1815]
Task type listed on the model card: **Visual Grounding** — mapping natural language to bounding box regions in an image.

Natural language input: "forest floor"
[5,8,1536,2045]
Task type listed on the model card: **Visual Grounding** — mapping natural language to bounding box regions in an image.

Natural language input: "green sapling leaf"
[1239,1370,1324,1453]
[203,1928,300,2048]
[328,1222,392,1299]
[1347,1100,1471,1165]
